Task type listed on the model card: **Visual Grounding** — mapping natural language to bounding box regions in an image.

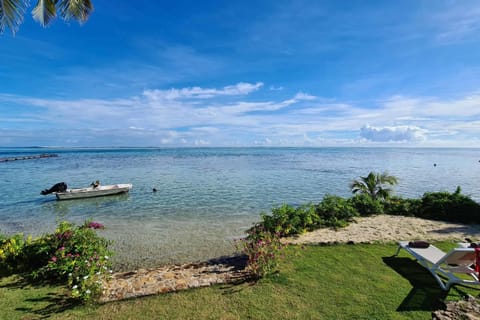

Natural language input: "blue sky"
[1,0,480,147]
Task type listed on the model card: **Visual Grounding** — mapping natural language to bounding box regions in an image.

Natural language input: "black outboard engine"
[41,182,67,195]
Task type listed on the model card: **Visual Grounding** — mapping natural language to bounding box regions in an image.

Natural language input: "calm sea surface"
[1,147,479,270]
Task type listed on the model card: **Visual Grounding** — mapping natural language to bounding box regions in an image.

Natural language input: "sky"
[1,0,480,147]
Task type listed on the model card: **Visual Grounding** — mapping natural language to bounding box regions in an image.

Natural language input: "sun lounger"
[394,241,480,290]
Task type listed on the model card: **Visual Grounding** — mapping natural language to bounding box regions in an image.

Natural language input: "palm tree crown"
[1,0,93,35]
[350,171,398,200]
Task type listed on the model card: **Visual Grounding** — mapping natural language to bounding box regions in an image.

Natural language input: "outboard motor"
[41,182,67,195]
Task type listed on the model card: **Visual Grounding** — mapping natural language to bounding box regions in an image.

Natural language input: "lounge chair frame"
[394,241,480,290]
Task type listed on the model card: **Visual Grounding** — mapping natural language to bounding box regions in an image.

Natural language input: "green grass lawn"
[1,242,479,320]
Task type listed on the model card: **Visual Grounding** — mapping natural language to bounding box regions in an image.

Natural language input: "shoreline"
[101,215,480,302]
[108,214,480,271]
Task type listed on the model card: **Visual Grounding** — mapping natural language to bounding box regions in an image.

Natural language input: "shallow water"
[1,147,479,270]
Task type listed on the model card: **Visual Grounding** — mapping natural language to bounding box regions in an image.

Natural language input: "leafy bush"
[315,194,358,229]
[349,194,384,216]
[0,233,30,275]
[418,187,480,223]
[260,203,319,236]
[237,224,283,279]
[384,196,421,217]
[0,220,113,303]
[259,196,358,236]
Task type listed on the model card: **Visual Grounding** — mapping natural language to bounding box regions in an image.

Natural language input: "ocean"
[0,147,479,270]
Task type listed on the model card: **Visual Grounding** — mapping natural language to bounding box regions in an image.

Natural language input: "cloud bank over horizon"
[360,125,427,142]
[1,81,479,147]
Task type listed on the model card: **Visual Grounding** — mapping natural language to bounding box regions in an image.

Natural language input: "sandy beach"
[284,215,480,245]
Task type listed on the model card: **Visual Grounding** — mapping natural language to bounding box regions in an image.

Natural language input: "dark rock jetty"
[0,153,58,162]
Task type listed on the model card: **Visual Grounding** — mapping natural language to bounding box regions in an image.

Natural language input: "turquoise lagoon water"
[1,147,479,270]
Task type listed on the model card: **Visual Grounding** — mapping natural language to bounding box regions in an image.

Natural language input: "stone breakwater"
[0,153,58,162]
[100,256,248,303]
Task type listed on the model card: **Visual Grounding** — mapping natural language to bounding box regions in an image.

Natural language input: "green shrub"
[254,185,480,240]
[260,203,296,236]
[384,196,421,217]
[260,203,319,236]
[349,194,384,216]
[418,187,480,223]
[0,220,113,303]
[315,195,358,229]
[0,233,30,275]
[259,196,359,236]
[33,221,113,302]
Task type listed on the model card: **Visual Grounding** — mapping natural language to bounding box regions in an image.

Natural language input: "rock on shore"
[100,256,248,303]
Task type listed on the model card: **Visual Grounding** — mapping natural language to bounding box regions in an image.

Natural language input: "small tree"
[350,171,398,201]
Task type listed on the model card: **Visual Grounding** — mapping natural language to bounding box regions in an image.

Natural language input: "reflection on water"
[9,198,47,206]
[45,193,131,220]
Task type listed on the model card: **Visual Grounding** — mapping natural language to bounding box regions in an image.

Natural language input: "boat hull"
[55,184,132,200]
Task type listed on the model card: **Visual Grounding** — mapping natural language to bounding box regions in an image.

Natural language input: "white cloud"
[194,139,210,146]
[360,125,427,142]
[129,126,148,131]
[254,138,273,145]
[429,3,480,43]
[191,126,220,134]
[382,94,480,119]
[269,85,284,91]
[143,82,263,101]
[293,92,316,101]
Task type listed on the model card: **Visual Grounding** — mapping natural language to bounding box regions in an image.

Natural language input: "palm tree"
[0,0,93,35]
[350,171,398,201]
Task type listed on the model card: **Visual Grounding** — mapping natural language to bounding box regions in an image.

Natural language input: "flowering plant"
[1,220,113,303]
[237,224,283,279]
[86,221,105,229]
[33,220,113,302]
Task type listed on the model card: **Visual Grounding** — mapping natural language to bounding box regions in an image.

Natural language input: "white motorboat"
[55,184,132,200]
[40,180,132,200]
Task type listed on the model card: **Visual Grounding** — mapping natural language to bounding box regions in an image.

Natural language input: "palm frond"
[0,0,29,34]
[379,172,398,186]
[57,0,93,22]
[350,180,366,194]
[32,0,57,27]
[376,188,393,200]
